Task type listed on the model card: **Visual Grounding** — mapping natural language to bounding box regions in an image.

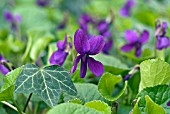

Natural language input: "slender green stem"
[111,101,118,114]
[13,100,23,114]
[34,102,40,114]
[23,93,33,113]
[1,101,17,112]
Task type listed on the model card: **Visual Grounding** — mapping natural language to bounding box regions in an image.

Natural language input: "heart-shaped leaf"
[47,103,102,114]
[137,85,170,113]
[63,83,105,104]
[98,72,127,101]
[84,100,111,114]
[15,64,77,107]
[92,54,129,74]
[145,95,165,114]
[139,59,170,91]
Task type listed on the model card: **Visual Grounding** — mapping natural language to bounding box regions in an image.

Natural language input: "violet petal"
[57,35,67,50]
[49,50,68,66]
[135,44,142,57]
[4,10,13,22]
[88,35,105,55]
[13,14,22,22]
[74,28,90,54]
[87,57,104,76]
[139,30,149,44]
[121,43,134,52]
[70,55,82,73]
[156,36,169,50]
[80,56,88,78]
[125,29,138,43]
[0,64,10,75]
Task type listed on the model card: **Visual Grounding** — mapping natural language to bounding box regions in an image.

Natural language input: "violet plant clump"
[71,28,105,78]
[49,35,72,66]
[155,20,170,50]
[1,1,170,114]
[121,29,149,57]
[4,10,22,32]
[97,19,113,54]
[119,0,136,17]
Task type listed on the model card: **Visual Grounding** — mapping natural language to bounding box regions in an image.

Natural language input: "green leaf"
[139,59,170,91]
[98,72,127,101]
[92,54,129,74]
[30,34,54,62]
[131,98,141,114]
[137,85,170,110]
[0,66,23,101]
[47,103,102,114]
[68,98,82,104]
[145,95,165,114]
[15,64,77,107]
[84,100,111,114]
[64,83,105,104]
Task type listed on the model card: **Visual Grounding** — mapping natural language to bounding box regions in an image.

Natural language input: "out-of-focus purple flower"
[119,0,136,17]
[71,28,105,78]
[49,35,71,66]
[102,38,113,54]
[155,21,169,50]
[36,0,50,7]
[0,54,10,75]
[4,10,22,31]
[121,29,149,57]
[167,100,170,106]
[57,13,68,30]
[97,20,113,54]
[78,13,93,32]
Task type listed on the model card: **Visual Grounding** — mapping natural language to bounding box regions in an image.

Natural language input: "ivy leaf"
[98,72,127,101]
[139,59,170,91]
[145,95,165,114]
[47,103,102,114]
[15,64,77,107]
[92,54,129,74]
[137,85,170,113]
[0,66,23,101]
[63,83,105,104]
[84,100,111,114]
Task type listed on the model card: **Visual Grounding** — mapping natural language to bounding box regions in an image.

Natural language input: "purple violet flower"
[36,0,50,7]
[119,0,136,17]
[78,13,93,33]
[121,29,149,57]
[167,100,170,106]
[97,20,113,54]
[4,10,22,31]
[71,28,105,78]
[49,35,71,66]
[0,54,10,75]
[155,21,170,50]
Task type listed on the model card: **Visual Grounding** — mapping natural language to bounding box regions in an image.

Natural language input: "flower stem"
[1,101,18,112]
[23,93,33,113]
[111,101,118,114]
[13,100,23,114]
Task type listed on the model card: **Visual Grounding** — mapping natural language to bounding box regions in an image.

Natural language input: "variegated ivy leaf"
[15,64,77,107]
